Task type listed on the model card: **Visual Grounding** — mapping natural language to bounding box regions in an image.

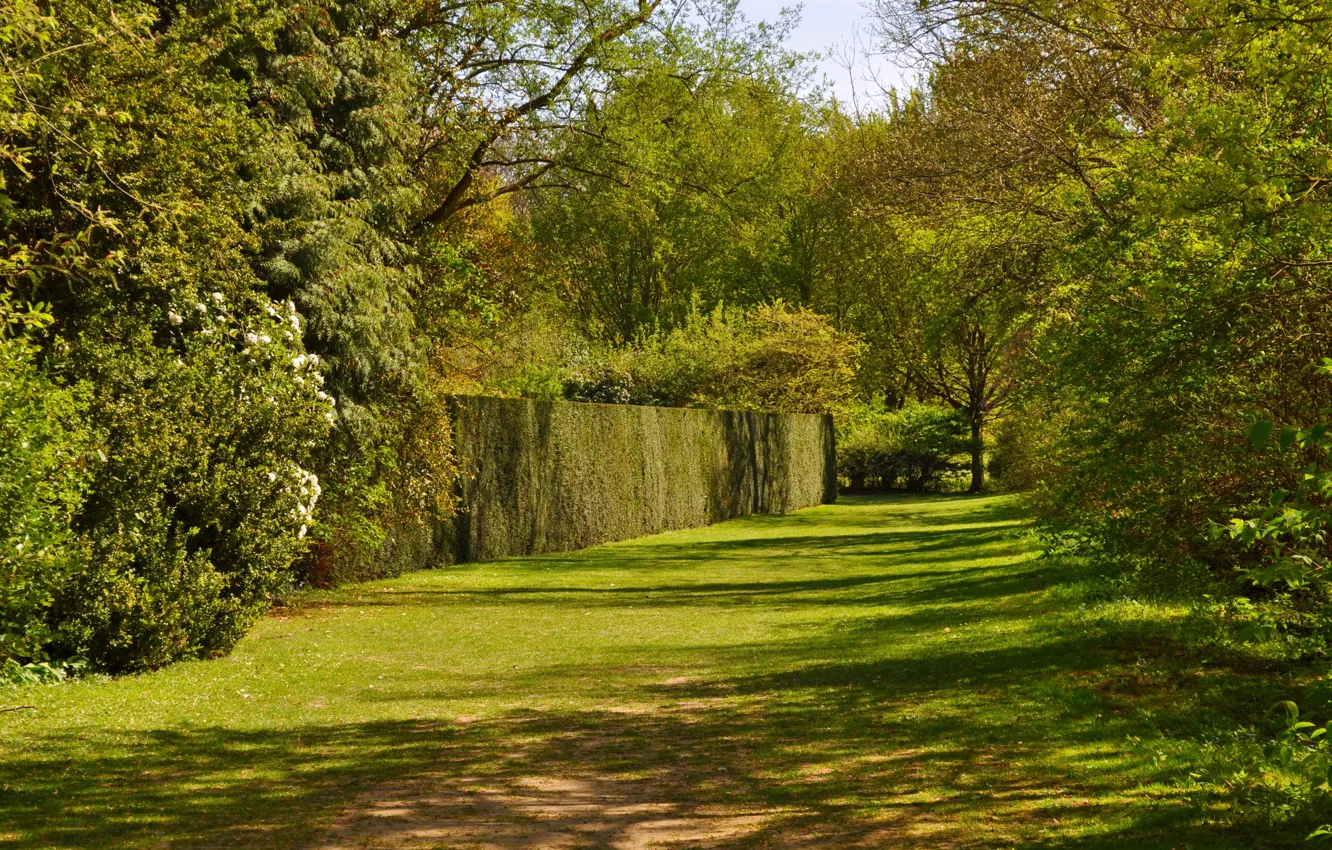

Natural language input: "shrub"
[559,302,863,414]
[837,402,969,492]
[988,415,1042,493]
[893,406,972,491]
[52,295,333,672]
[839,418,900,491]
[1,1,423,670]
[727,303,865,414]
[302,371,458,588]
[0,299,90,665]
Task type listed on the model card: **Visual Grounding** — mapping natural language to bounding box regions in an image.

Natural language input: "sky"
[735,0,915,107]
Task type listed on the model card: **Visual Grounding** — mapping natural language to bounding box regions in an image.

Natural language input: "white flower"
[211,291,225,304]
[244,332,258,345]
[287,300,297,314]
[291,354,307,369]
[289,314,301,332]
[298,525,308,539]
[325,410,337,424]
[258,334,271,344]
[195,302,207,312]
[307,353,320,366]
[267,471,277,482]
[168,311,183,326]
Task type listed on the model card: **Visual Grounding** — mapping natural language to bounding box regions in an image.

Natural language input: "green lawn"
[0,495,1304,848]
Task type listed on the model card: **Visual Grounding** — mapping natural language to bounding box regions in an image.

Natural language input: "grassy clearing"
[0,494,1317,848]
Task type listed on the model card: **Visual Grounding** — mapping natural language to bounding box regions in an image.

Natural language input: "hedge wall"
[443,396,836,563]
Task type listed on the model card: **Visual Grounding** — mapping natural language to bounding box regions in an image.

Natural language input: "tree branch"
[416,0,663,230]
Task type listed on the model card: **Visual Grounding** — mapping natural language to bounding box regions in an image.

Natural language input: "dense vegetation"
[7,0,1332,832]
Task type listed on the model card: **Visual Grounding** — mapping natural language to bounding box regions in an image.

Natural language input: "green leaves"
[1248,419,1274,449]
[1280,427,1301,451]
[0,317,90,666]
[1228,402,1332,603]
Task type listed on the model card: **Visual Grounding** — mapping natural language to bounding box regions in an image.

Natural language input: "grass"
[0,494,1319,848]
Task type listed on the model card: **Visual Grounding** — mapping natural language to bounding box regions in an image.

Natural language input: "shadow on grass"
[0,494,1310,848]
[322,522,1041,613]
[0,693,1281,850]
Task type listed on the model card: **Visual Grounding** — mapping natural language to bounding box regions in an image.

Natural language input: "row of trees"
[860,0,1332,597]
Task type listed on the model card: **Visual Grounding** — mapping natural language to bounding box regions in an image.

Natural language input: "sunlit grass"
[0,494,1314,847]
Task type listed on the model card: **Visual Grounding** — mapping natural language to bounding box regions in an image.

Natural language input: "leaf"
[1281,427,1300,451]
[1249,420,1274,449]
[1274,700,1301,721]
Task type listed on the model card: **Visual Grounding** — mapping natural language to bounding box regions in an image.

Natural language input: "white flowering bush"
[52,293,334,671]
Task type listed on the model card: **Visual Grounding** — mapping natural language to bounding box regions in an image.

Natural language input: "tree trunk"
[969,415,985,493]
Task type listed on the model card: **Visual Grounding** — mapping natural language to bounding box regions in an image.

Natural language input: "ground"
[0,495,1307,848]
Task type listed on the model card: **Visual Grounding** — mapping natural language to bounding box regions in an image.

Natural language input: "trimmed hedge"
[443,396,836,562]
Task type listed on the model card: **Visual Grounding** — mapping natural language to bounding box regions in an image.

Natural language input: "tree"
[864,0,1332,574]
[522,22,817,340]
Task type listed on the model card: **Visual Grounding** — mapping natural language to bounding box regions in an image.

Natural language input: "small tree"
[914,309,1023,492]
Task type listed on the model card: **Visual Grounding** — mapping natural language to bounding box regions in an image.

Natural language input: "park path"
[1,495,1243,848]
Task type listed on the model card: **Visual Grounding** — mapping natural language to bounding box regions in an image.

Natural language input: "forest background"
[6,0,1332,821]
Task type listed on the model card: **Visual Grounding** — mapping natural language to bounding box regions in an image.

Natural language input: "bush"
[52,295,334,672]
[1,1,421,670]
[0,299,90,665]
[838,402,969,492]
[839,418,900,491]
[560,302,863,414]
[301,371,458,588]
[988,415,1042,493]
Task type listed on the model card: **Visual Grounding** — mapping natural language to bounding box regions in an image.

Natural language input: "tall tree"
[521,16,817,339]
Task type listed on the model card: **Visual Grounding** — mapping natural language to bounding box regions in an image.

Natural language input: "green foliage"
[54,296,333,672]
[987,415,1042,493]
[1,655,85,687]
[837,402,970,492]
[303,374,459,587]
[561,302,863,414]
[447,395,835,561]
[524,17,820,341]
[1225,406,1332,599]
[0,298,89,664]
[997,0,1332,583]
[1214,383,1332,662]
[0,0,346,671]
[1240,700,1332,840]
